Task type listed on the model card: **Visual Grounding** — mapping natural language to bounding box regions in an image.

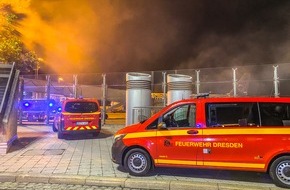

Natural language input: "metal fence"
[20,63,290,124]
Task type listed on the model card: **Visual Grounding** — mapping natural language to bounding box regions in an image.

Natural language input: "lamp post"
[34,58,43,98]
[36,58,43,79]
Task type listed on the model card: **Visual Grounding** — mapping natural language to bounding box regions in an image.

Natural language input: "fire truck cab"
[112,96,290,188]
[53,98,101,139]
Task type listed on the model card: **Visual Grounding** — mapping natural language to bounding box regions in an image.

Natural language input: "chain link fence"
[19,63,290,124]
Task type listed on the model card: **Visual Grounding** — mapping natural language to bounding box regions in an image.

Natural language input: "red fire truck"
[112,96,290,188]
[53,98,101,139]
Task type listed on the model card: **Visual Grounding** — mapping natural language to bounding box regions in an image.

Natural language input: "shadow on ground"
[62,128,113,140]
[8,137,39,153]
[153,167,272,184]
[117,166,272,185]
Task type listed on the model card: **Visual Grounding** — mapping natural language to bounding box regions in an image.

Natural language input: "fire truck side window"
[259,103,290,126]
[146,118,159,130]
[163,104,196,128]
[206,103,258,127]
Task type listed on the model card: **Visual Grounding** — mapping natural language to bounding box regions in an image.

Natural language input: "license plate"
[76,121,88,125]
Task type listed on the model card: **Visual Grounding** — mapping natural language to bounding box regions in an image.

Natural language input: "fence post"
[232,68,237,97]
[162,72,166,107]
[273,65,279,97]
[46,75,51,124]
[102,74,107,126]
[195,70,200,95]
[19,77,24,125]
[73,75,78,98]
[151,71,154,92]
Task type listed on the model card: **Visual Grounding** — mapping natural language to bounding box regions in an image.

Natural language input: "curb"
[0,173,283,190]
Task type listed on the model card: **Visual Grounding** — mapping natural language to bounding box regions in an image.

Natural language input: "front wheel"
[270,156,290,188]
[52,122,58,132]
[124,148,151,176]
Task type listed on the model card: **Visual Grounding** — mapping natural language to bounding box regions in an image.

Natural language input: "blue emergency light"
[23,102,30,107]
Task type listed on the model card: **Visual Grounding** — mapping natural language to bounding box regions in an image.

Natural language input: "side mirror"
[157,122,167,130]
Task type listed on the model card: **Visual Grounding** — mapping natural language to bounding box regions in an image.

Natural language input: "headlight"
[113,134,126,143]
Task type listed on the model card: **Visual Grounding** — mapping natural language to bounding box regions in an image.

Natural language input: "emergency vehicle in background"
[111,95,290,188]
[21,99,60,122]
[53,98,101,139]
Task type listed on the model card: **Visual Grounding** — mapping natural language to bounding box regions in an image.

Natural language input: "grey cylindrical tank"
[126,72,151,126]
[167,74,192,105]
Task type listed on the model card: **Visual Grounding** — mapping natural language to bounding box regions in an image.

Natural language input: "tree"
[0,3,37,74]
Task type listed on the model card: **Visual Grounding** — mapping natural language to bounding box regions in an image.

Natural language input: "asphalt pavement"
[0,124,285,190]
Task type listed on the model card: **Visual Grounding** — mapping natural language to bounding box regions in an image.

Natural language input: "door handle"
[187,130,199,134]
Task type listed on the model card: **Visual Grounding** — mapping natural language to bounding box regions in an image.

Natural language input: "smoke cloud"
[16,0,290,74]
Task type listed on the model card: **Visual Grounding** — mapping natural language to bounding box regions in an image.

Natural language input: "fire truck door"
[155,103,202,166]
[155,128,202,166]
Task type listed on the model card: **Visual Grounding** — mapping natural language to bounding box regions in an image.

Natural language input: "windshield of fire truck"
[64,102,99,113]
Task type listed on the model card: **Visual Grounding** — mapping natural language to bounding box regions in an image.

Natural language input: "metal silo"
[126,72,152,126]
[167,74,192,105]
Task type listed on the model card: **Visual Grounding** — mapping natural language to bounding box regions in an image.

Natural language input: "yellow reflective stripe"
[65,126,98,131]
[155,159,196,165]
[124,131,156,139]
[203,161,265,169]
[155,159,265,169]
[69,117,95,120]
[62,112,100,115]
[157,130,191,136]
[124,128,290,139]
[197,161,203,165]
[203,128,290,135]
[124,130,192,139]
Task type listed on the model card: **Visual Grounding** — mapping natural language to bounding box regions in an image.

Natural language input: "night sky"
[25,0,290,74]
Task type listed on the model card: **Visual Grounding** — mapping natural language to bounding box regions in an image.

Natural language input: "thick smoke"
[19,0,290,74]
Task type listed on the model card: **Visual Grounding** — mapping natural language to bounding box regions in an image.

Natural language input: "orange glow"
[0,0,29,12]
[1,0,121,74]
[2,1,179,74]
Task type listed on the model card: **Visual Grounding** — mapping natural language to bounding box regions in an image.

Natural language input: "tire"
[124,148,151,176]
[92,132,99,137]
[98,120,102,130]
[27,116,33,122]
[269,156,290,188]
[58,131,64,139]
[52,123,58,132]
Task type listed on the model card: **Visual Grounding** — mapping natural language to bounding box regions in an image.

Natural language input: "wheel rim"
[276,160,290,185]
[128,152,147,174]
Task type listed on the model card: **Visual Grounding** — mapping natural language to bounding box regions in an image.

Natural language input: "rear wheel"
[92,132,99,137]
[57,131,64,139]
[270,156,290,188]
[124,148,151,176]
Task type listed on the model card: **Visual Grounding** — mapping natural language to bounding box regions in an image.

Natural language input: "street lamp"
[58,77,64,83]
[36,58,43,79]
